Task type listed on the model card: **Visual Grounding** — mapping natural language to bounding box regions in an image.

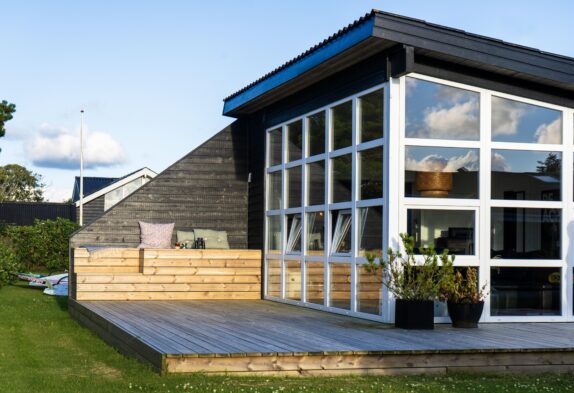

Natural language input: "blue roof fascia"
[222,17,375,116]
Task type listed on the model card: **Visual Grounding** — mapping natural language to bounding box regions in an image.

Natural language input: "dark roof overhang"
[222,10,574,117]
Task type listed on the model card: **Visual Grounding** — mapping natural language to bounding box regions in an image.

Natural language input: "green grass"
[0,283,573,393]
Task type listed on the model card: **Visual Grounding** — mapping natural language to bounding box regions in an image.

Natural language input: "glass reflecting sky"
[405,146,479,172]
[406,77,480,140]
[492,96,562,143]
[491,149,561,173]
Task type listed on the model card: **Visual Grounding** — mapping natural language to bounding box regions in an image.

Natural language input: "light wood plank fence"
[71,248,262,301]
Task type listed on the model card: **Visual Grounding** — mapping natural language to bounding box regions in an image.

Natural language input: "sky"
[1,0,573,201]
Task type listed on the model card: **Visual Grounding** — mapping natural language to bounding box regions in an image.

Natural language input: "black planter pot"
[447,301,484,328]
[395,299,434,330]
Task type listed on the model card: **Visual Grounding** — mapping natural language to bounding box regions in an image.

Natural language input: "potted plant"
[365,233,454,330]
[442,267,487,328]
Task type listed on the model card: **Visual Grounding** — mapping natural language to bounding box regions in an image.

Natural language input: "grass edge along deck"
[69,300,574,375]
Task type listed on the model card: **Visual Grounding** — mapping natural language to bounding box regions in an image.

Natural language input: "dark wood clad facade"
[70,120,249,248]
[75,195,105,226]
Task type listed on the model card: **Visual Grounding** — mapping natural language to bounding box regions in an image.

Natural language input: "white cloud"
[43,186,72,202]
[25,124,126,169]
[535,118,562,144]
[406,150,479,173]
[491,97,526,136]
[423,99,479,139]
[491,152,510,172]
[405,77,418,96]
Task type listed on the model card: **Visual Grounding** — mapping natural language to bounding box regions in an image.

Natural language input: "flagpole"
[79,110,85,226]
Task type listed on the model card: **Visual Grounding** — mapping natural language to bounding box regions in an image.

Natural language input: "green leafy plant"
[0,243,20,287]
[365,233,455,301]
[442,267,487,304]
[3,218,79,272]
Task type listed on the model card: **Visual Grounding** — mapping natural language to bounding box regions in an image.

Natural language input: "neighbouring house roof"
[73,167,157,205]
[222,9,574,117]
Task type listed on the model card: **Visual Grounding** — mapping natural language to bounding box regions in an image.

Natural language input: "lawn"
[0,283,573,393]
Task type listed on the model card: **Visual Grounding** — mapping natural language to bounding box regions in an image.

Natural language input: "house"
[72,167,156,225]
[70,10,574,325]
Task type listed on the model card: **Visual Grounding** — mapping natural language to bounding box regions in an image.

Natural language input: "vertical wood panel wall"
[70,121,249,249]
[72,248,262,301]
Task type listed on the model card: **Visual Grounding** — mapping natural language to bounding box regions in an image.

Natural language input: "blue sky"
[1,1,573,201]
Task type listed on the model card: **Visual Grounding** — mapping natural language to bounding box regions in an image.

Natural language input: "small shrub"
[4,218,79,272]
[442,267,487,304]
[0,243,20,287]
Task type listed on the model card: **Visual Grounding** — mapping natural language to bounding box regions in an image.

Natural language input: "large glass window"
[267,215,282,254]
[267,171,282,210]
[405,146,479,199]
[266,259,281,297]
[357,265,382,315]
[285,214,302,254]
[306,262,324,305]
[329,263,352,310]
[306,212,325,256]
[308,111,325,157]
[492,96,562,144]
[358,89,384,143]
[331,154,352,203]
[407,209,475,255]
[332,101,353,150]
[490,267,561,316]
[286,120,303,162]
[491,208,561,260]
[331,209,352,254]
[285,261,301,301]
[359,147,383,200]
[405,77,480,141]
[306,160,325,206]
[268,128,282,166]
[491,150,561,201]
[358,206,383,256]
[286,166,302,208]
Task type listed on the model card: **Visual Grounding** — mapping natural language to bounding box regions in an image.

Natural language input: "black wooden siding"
[70,120,249,248]
[75,195,105,226]
[0,202,76,226]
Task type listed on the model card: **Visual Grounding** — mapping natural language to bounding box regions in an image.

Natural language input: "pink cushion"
[138,221,174,249]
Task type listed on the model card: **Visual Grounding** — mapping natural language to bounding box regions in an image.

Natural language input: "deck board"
[71,299,574,374]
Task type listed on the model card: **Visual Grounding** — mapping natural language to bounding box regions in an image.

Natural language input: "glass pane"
[307,160,325,206]
[266,259,281,297]
[359,147,383,200]
[285,214,302,253]
[268,128,282,166]
[331,154,352,203]
[357,265,382,315]
[332,101,353,150]
[407,209,475,255]
[285,260,301,301]
[405,146,479,199]
[491,150,561,201]
[492,96,562,144]
[308,112,325,156]
[267,171,282,210]
[287,120,303,162]
[329,263,351,310]
[358,206,383,256]
[331,209,352,254]
[306,212,325,256]
[359,89,384,143]
[490,267,561,316]
[286,166,302,208]
[306,261,324,305]
[405,77,479,141]
[267,215,282,253]
[491,208,561,259]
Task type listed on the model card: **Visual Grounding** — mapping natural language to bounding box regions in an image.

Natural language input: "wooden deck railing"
[71,248,262,301]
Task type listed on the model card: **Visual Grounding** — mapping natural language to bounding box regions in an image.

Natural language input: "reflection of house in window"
[73,167,156,225]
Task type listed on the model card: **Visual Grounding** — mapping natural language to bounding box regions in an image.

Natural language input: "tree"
[536,152,561,177]
[0,100,16,152]
[0,164,44,202]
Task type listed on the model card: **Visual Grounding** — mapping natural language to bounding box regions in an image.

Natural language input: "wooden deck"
[70,299,574,375]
